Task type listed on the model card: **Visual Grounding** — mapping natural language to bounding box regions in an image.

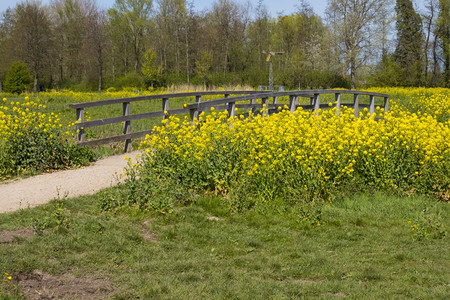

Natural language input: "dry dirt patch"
[0,227,34,244]
[13,270,114,300]
[141,221,159,243]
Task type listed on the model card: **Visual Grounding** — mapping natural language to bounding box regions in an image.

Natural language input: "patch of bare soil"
[206,215,223,221]
[0,227,34,244]
[141,221,158,243]
[13,270,114,300]
[141,228,159,243]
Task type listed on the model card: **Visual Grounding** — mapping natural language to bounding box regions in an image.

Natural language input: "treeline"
[0,0,448,93]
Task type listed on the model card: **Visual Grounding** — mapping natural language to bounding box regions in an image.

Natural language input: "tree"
[156,0,188,77]
[394,0,425,86]
[3,61,31,94]
[142,49,163,87]
[207,0,250,75]
[195,51,212,88]
[326,0,391,89]
[369,53,401,86]
[248,0,271,71]
[436,0,450,87]
[0,8,15,92]
[422,0,438,85]
[109,0,153,73]
[10,1,53,92]
[52,0,89,82]
[85,3,109,91]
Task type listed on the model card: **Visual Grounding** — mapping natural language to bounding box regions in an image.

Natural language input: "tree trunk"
[98,63,103,91]
[350,57,356,89]
[98,45,103,91]
[33,73,38,93]
[424,2,435,85]
[185,29,190,84]
[432,35,440,85]
[176,31,180,76]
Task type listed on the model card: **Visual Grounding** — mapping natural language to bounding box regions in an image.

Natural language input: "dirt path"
[0,151,140,214]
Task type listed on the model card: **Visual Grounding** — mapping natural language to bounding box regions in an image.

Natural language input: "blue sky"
[0,0,328,17]
[0,0,426,19]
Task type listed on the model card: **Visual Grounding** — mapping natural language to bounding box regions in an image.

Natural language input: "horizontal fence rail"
[69,90,390,152]
[69,91,267,152]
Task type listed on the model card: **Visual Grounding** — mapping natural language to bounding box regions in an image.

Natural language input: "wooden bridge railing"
[186,90,390,120]
[69,90,390,152]
[69,91,266,152]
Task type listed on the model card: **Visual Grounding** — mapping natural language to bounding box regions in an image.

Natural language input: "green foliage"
[112,72,145,90]
[281,69,350,89]
[409,202,447,241]
[3,62,31,94]
[394,0,425,86]
[0,191,449,298]
[142,49,163,87]
[105,89,449,214]
[195,51,213,87]
[436,0,450,87]
[32,196,71,235]
[0,96,96,178]
[0,127,95,178]
[99,158,187,214]
[369,54,402,86]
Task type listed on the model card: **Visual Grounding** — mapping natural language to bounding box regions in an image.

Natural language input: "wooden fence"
[70,90,390,152]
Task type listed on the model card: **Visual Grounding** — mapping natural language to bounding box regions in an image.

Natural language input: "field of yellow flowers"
[104,87,450,212]
[0,96,94,178]
[1,87,449,205]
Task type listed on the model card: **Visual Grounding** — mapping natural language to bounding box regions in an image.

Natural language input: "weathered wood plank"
[162,98,169,120]
[69,90,264,109]
[314,93,320,112]
[76,108,85,142]
[228,102,236,118]
[123,102,131,152]
[70,90,391,153]
[335,93,341,115]
[76,110,168,128]
[289,95,297,113]
[369,95,375,115]
[353,94,359,117]
[77,130,154,147]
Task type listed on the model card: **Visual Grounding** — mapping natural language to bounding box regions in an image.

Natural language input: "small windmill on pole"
[262,44,283,90]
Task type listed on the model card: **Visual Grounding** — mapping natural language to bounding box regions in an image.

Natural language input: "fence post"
[273,96,278,104]
[262,97,269,116]
[189,95,202,122]
[123,102,131,152]
[335,93,341,116]
[162,97,169,120]
[353,94,359,117]
[76,108,85,142]
[289,95,297,113]
[384,97,389,112]
[227,101,236,118]
[369,95,375,115]
[224,93,230,106]
[314,93,320,112]
[250,97,256,114]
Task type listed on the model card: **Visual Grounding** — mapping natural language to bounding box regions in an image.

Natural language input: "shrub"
[3,62,31,94]
[101,88,450,213]
[113,72,145,90]
[0,96,95,178]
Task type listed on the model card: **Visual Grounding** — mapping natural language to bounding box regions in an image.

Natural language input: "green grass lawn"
[1,191,448,299]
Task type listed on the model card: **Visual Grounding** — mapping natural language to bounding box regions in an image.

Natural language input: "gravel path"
[0,151,140,214]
